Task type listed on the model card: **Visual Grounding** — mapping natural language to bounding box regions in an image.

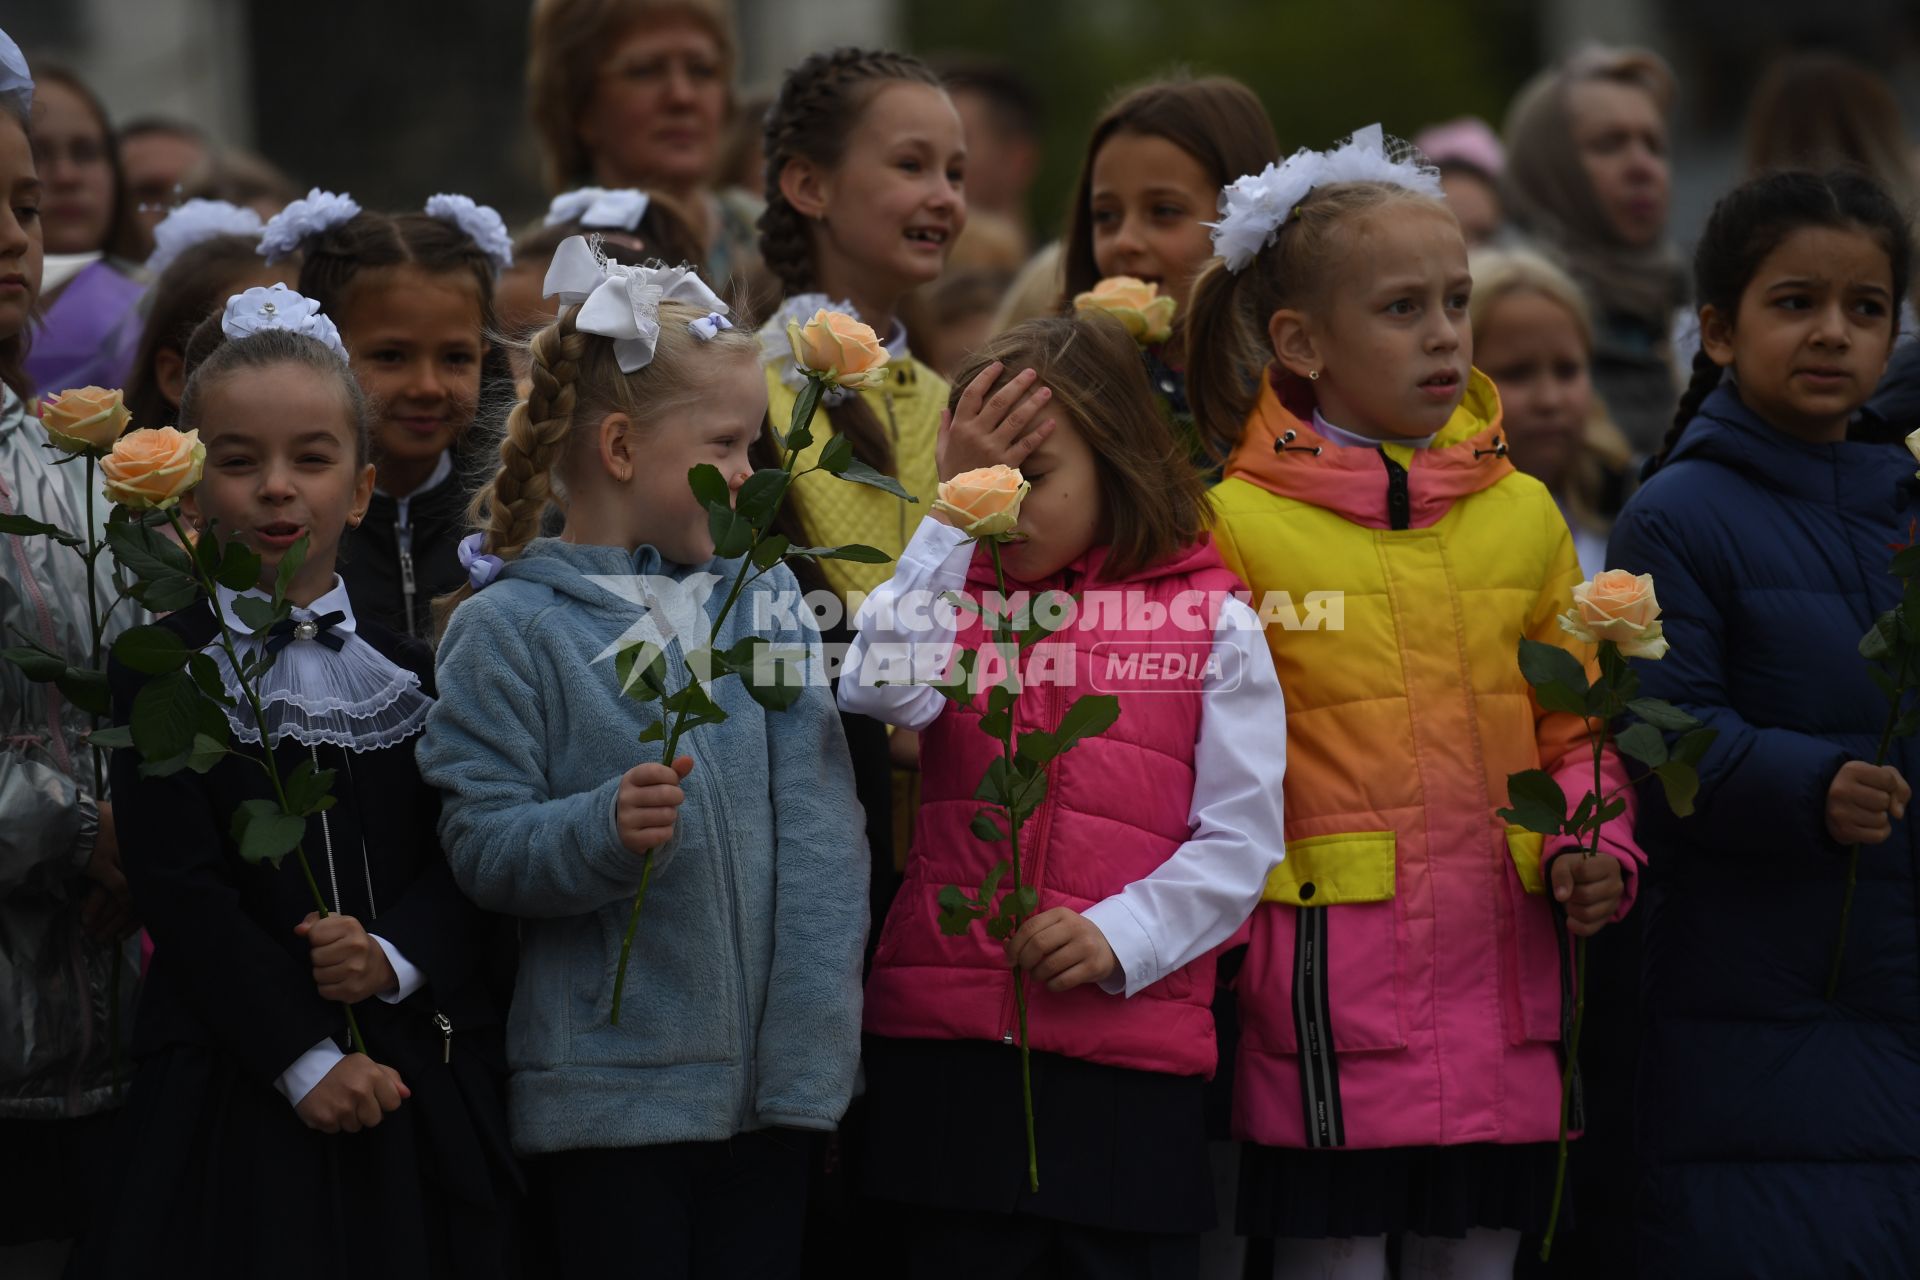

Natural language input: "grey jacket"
[417,538,869,1154]
[0,385,141,1118]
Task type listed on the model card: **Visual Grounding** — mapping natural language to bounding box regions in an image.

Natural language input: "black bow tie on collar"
[264,610,348,656]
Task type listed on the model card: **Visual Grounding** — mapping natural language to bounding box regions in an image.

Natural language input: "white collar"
[1312,409,1438,451]
[216,574,358,637]
[759,292,910,378]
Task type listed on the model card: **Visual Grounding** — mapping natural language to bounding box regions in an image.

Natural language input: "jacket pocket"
[1244,831,1406,1054]
[1500,824,1564,1044]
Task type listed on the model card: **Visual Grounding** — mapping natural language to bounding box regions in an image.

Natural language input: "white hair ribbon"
[543,235,729,373]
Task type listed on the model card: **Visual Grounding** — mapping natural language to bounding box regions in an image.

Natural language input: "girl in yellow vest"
[1184,127,1645,1278]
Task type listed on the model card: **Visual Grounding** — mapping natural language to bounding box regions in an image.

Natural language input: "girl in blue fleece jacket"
[416,257,868,1280]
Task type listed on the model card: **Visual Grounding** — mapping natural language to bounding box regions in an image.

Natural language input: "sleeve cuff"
[370,934,425,1004]
[274,1038,346,1109]
[1081,898,1157,998]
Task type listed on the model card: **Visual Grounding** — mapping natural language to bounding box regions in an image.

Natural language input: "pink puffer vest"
[864,536,1246,1078]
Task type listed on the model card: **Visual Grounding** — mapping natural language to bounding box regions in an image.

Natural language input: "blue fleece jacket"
[416,538,869,1154]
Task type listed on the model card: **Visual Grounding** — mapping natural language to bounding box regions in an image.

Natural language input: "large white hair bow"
[0,26,32,118]
[1210,124,1443,273]
[543,234,729,373]
[545,186,652,232]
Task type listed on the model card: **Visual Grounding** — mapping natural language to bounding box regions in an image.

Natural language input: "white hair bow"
[545,187,652,232]
[543,235,729,373]
[1209,124,1443,274]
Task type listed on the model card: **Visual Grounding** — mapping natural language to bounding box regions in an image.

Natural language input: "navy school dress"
[1607,383,1920,1278]
[77,591,520,1280]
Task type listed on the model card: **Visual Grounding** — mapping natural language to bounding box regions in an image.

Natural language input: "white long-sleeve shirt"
[839,518,1288,997]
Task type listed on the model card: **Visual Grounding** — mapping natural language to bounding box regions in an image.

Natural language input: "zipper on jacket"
[433,1011,453,1063]
[881,386,905,553]
[396,510,419,639]
[1380,449,1411,531]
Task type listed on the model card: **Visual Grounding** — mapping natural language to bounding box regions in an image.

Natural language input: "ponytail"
[1647,345,1723,477]
[1184,258,1263,461]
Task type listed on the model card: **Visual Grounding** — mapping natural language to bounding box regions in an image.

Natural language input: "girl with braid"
[417,241,868,1280]
[1609,170,1920,1275]
[756,46,973,604]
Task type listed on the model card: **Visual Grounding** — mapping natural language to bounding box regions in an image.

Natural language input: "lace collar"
[204,575,432,751]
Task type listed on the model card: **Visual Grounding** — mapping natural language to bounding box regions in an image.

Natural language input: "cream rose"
[39,386,132,455]
[101,427,206,511]
[1906,426,1920,478]
[1073,275,1177,346]
[934,465,1029,539]
[788,309,889,389]
[1557,569,1669,660]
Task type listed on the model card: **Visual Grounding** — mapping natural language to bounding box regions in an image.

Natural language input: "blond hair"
[439,298,758,624]
[1467,247,1634,533]
[527,0,737,195]
[1184,181,1455,458]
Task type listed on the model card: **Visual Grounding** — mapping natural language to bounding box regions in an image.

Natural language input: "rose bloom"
[39,385,132,454]
[934,465,1028,538]
[101,426,206,511]
[1559,569,1668,660]
[788,310,888,389]
[1073,275,1176,345]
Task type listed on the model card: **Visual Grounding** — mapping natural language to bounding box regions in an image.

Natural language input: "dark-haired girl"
[1609,169,1920,1276]
[262,192,516,640]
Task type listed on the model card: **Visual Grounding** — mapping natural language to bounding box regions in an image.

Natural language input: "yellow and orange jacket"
[1210,369,1645,1150]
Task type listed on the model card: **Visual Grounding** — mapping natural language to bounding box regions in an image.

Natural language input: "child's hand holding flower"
[296,912,399,1003]
[617,757,694,855]
[1550,851,1628,937]
[1007,908,1119,993]
[295,1055,411,1135]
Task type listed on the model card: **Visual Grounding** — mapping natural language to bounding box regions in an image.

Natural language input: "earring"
[1307,369,1320,381]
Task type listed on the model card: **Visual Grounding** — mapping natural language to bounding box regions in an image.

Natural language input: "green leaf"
[1003,884,1038,923]
[1048,694,1121,760]
[56,667,110,716]
[708,503,754,559]
[270,535,309,606]
[984,912,1018,941]
[969,809,1009,842]
[1672,727,1717,768]
[787,380,824,451]
[978,861,1008,904]
[1862,610,1900,660]
[1499,768,1568,836]
[1008,769,1049,826]
[786,543,893,564]
[936,883,985,936]
[751,534,790,571]
[833,458,918,503]
[105,516,193,582]
[1567,792,1598,834]
[614,642,669,701]
[113,624,191,675]
[1614,722,1669,768]
[687,463,730,510]
[231,595,281,635]
[973,755,1015,808]
[637,720,666,743]
[1892,545,1920,578]
[136,571,200,614]
[663,678,728,731]
[1626,697,1701,733]
[786,419,814,454]
[735,468,791,528]
[1596,797,1627,824]
[186,733,228,774]
[285,758,337,816]
[1869,666,1900,700]
[932,648,977,707]
[817,431,854,475]
[739,641,808,713]
[0,510,83,547]
[86,724,134,750]
[234,803,305,867]
[214,539,263,592]
[1655,761,1702,817]
[1519,637,1590,698]
[131,670,199,761]
[187,652,232,707]
[1,645,66,682]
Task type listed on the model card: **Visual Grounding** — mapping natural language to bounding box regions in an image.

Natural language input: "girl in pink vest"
[840,311,1288,1277]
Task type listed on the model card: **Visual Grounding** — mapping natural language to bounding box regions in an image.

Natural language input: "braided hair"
[1650,169,1912,475]
[759,47,944,474]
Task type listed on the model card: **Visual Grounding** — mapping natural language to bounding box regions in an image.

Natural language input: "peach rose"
[101,427,206,511]
[39,386,132,455]
[788,309,889,390]
[1558,569,1668,660]
[1073,275,1177,346]
[934,465,1029,539]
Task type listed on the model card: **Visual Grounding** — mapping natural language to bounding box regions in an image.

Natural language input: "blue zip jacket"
[1608,384,1920,1277]
[417,538,868,1154]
